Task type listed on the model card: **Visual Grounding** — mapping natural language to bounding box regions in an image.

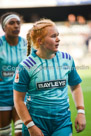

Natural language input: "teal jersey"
[0,35,27,91]
[14,51,82,119]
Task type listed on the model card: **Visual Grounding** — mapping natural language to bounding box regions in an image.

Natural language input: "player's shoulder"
[20,54,36,70]
[18,36,26,41]
[0,35,5,47]
[18,36,27,45]
[57,51,72,61]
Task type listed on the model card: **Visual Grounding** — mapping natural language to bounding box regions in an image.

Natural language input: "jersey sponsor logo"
[36,79,66,90]
[2,71,14,77]
[15,73,19,83]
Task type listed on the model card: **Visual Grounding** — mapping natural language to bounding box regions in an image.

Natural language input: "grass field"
[68,66,91,136]
[12,66,91,136]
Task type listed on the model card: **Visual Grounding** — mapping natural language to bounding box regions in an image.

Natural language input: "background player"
[14,19,86,136]
[0,12,27,136]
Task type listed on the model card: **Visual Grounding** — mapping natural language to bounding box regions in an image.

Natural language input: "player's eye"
[8,21,20,25]
[9,21,15,25]
[51,34,56,38]
[17,21,20,25]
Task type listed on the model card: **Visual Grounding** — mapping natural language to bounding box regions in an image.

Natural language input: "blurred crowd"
[0,13,91,63]
[65,14,91,54]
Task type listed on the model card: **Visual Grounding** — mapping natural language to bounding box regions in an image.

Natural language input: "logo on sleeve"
[15,72,19,83]
[36,79,66,90]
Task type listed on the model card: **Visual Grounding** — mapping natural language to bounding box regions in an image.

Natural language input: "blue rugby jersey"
[0,35,27,91]
[14,51,82,119]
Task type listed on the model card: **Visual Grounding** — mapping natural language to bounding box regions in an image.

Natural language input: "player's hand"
[28,125,44,136]
[75,113,86,133]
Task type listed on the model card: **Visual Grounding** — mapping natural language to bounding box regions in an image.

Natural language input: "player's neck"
[5,35,18,46]
[36,50,55,59]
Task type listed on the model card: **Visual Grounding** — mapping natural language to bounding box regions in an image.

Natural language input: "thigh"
[12,107,20,122]
[12,107,23,136]
[0,111,12,127]
[52,125,72,136]
[22,116,50,136]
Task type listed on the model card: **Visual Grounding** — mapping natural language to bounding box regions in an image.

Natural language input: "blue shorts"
[0,90,13,107]
[22,116,72,136]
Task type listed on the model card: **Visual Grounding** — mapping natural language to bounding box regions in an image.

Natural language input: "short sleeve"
[68,60,82,86]
[0,38,3,55]
[13,64,30,92]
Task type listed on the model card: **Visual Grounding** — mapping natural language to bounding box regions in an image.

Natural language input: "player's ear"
[37,37,42,45]
[3,26,6,32]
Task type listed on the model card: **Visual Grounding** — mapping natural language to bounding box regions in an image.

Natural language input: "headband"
[2,14,20,29]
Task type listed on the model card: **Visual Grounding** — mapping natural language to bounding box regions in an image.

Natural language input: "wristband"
[77,106,84,110]
[77,109,85,114]
[24,120,32,126]
[26,121,35,129]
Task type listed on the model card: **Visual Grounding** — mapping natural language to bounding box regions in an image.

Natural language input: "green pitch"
[68,66,91,136]
[12,66,91,136]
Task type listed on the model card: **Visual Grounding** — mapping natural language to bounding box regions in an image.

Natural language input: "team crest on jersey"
[36,79,66,90]
[15,72,19,83]
[62,63,69,70]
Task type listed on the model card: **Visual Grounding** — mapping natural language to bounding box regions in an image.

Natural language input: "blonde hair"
[27,29,32,56]
[27,18,55,56]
